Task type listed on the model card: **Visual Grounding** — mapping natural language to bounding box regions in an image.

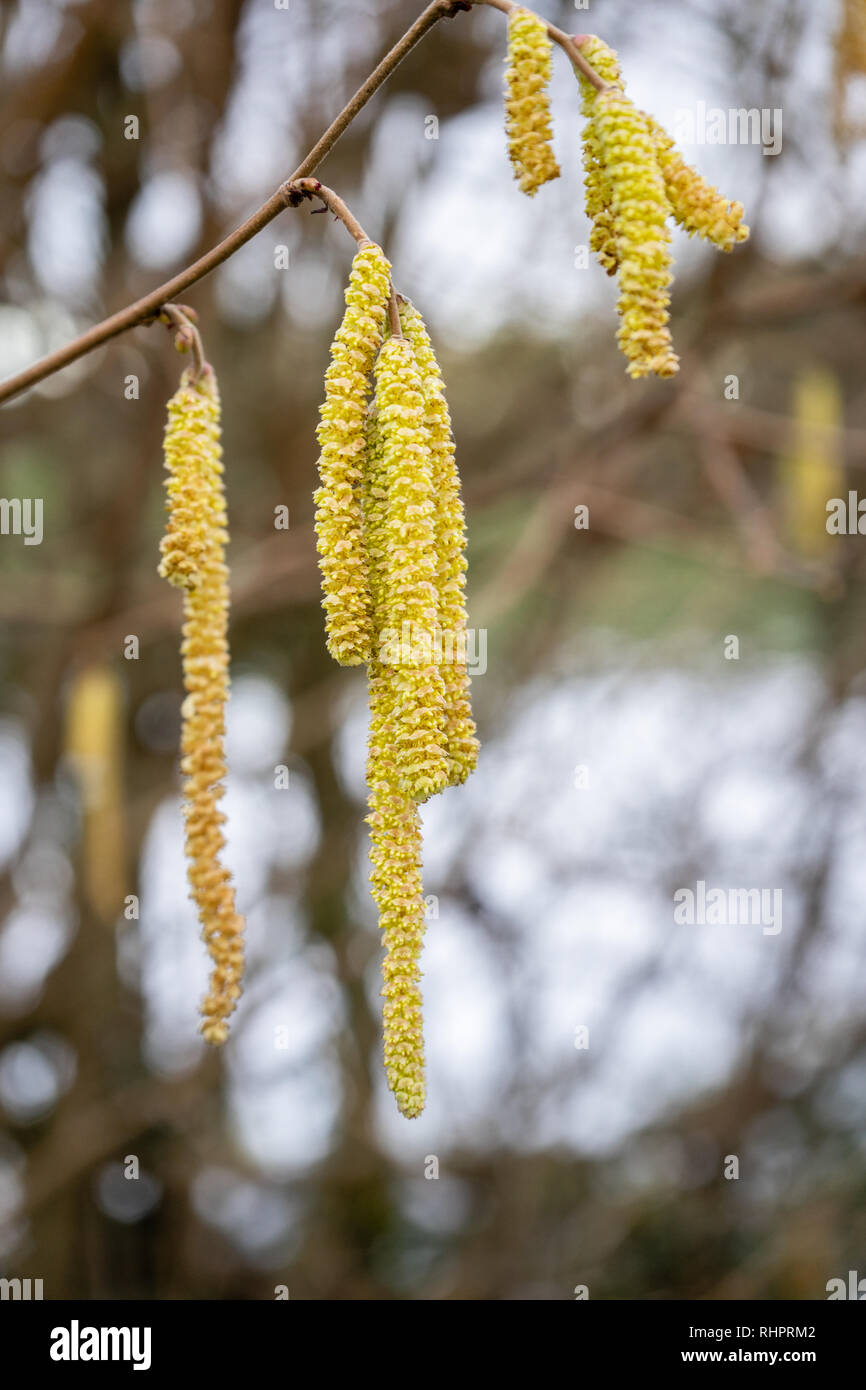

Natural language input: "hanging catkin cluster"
[576,34,749,378]
[496,17,747,377]
[504,8,560,196]
[160,366,245,1046]
[315,245,478,1117]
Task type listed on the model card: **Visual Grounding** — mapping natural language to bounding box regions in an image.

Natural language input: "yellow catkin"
[374,335,450,803]
[782,368,844,559]
[64,665,126,925]
[363,407,427,1118]
[314,240,391,666]
[398,300,478,786]
[160,367,244,1046]
[504,8,560,196]
[648,116,749,252]
[366,677,427,1119]
[594,90,679,379]
[576,35,624,276]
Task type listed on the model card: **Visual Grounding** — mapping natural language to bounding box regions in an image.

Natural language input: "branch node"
[159,304,207,383]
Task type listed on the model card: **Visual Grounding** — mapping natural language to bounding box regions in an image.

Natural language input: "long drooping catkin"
[398,300,478,786]
[160,367,244,1045]
[366,677,427,1119]
[576,34,624,276]
[594,90,679,379]
[363,406,427,1118]
[374,335,450,804]
[315,240,391,666]
[504,7,560,196]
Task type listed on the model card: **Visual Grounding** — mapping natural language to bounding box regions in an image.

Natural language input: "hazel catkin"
[594,90,679,379]
[576,34,624,277]
[363,405,428,1118]
[648,116,749,252]
[398,300,478,786]
[160,366,244,1046]
[374,335,450,804]
[366,678,427,1120]
[504,7,560,196]
[315,240,391,666]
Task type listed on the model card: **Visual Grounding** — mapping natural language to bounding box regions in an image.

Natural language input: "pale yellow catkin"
[398,300,478,786]
[366,702,427,1119]
[160,367,244,1046]
[363,406,427,1118]
[648,116,749,253]
[504,8,560,196]
[593,90,679,379]
[576,35,625,276]
[782,369,844,559]
[64,665,126,925]
[374,335,450,804]
[314,241,391,666]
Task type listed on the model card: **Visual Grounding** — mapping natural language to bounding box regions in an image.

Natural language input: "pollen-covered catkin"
[315,240,391,666]
[648,116,749,252]
[366,672,427,1119]
[594,91,679,379]
[374,335,450,803]
[363,407,427,1119]
[398,300,478,786]
[504,8,560,196]
[576,34,624,276]
[160,367,244,1045]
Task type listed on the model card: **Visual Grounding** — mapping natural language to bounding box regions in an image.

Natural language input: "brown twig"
[388,287,403,337]
[0,0,614,406]
[0,0,464,406]
[159,304,207,380]
[285,179,370,244]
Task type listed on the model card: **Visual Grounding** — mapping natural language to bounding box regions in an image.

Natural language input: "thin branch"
[0,0,609,406]
[0,0,463,406]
